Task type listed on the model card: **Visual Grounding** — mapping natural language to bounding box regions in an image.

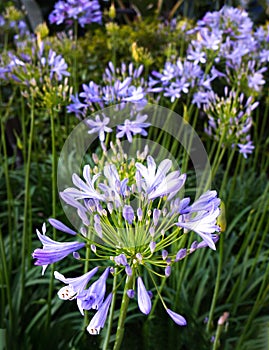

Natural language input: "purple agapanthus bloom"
[55,267,99,300]
[87,293,113,335]
[34,144,221,338]
[85,114,112,141]
[177,206,220,250]
[135,156,186,200]
[32,223,85,274]
[48,49,70,81]
[116,114,151,143]
[49,0,102,27]
[77,267,110,314]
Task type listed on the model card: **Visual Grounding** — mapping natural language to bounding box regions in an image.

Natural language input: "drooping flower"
[55,267,99,300]
[48,0,102,27]
[77,268,110,314]
[87,293,113,335]
[166,308,187,326]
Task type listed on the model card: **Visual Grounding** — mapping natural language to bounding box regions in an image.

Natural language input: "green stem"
[21,95,35,306]
[0,229,13,335]
[102,269,118,350]
[46,108,57,329]
[113,274,134,350]
[206,233,224,332]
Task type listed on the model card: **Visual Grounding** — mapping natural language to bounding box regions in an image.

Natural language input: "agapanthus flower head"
[33,141,221,337]
[201,88,258,157]
[67,61,148,121]
[48,0,102,27]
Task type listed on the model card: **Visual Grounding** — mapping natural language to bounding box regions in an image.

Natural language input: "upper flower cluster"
[48,0,102,27]
[67,61,147,117]
[32,142,221,335]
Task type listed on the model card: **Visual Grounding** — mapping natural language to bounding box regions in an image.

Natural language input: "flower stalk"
[113,274,134,350]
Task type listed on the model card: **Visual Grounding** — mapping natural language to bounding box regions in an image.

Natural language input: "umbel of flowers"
[32,139,221,345]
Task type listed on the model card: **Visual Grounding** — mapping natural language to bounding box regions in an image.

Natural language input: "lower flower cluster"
[32,142,221,335]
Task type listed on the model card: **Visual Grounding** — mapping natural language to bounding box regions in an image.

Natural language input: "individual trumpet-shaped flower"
[85,114,112,142]
[54,267,99,300]
[136,156,186,200]
[48,218,77,235]
[137,277,152,315]
[32,224,85,274]
[62,165,104,201]
[116,114,151,143]
[177,207,221,250]
[87,293,113,335]
[77,268,110,314]
[181,190,220,214]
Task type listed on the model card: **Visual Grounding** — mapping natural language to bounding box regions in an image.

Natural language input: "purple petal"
[166,308,187,326]
[137,277,152,315]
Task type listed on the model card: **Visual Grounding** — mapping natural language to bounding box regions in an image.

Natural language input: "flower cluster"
[148,6,267,156]
[0,40,70,105]
[201,87,258,158]
[148,58,214,103]
[48,0,102,27]
[67,62,150,142]
[32,141,221,335]
[68,61,147,116]
[0,5,30,46]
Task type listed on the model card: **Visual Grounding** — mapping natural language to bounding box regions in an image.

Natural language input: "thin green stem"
[113,274,134,350]
[0,229,13,334]
[206,233,224,333]
[46,108,57,329]
[21,94,35,306]
[102,269,118,350]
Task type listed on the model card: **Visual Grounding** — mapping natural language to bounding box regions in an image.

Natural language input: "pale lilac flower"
[238,140,255,158]
[62,165,104,201]
[136,156,186,200]
[116,114,151,143]
[48,218,77,235]
[32,224,85,274]
[177,207,220,250]
[54,267,99,300]
[85,114,112,142]
[87,293,113,335]
[48,49,70,81]
[137,277,152,315]
[67,94,87,118]
[248,70,266,92]
[77,267,110,314]
[166,308,187,326]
